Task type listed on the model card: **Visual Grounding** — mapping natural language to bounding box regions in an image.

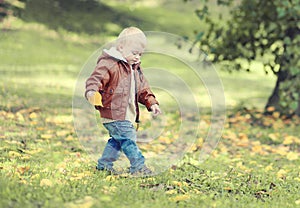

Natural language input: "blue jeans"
[97,120,145,173]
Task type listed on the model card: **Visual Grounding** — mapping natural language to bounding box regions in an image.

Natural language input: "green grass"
[103,0,201,37]
[1,5,300,208]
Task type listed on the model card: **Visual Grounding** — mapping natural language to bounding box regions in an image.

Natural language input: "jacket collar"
[101,47,141,70]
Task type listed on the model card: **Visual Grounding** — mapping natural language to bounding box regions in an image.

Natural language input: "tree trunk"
[265,70,300,117]
[264,70,288,113]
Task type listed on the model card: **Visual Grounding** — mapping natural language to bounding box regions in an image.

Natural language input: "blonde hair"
[116,27,147,48]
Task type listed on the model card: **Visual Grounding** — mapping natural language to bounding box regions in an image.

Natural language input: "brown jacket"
[85,51,158,123]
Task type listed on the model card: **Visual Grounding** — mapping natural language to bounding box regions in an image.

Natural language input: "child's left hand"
[87,91,103,106]
[150,104,161,116]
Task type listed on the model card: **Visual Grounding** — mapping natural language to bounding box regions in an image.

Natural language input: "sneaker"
[95,166,119,175]
[131,166,153,177]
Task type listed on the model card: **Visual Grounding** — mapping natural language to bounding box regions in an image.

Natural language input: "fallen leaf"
[165,189,177,195]
[65,135,75,141]
[56,130,70,137]
[264,164,273,172]
[101,186,117,194]
[8,151,22,158]
[158,136,172,144]
[277,169,287,179]
[40,134,52,140]
[286,152,299,161]
[105,175,116,181]
[169,194,190,202]
[40,178,53,187]
[17,166,30,174]
[283,135,297,145]
[266,106,275,112]
[268,133,280,142]
[29,112,38,119]
[272,111,280,119]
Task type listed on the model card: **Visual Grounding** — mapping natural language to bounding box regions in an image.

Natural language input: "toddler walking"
[85,27,161,175]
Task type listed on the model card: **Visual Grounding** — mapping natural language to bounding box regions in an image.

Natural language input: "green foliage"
[191,0,300,116]
[0,0,24,21]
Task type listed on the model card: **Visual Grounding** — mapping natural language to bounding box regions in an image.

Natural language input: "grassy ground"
[1,5,300,208]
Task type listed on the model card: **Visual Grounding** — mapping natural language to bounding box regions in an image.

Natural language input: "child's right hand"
[87,91,103,106]
[150,104,161,117]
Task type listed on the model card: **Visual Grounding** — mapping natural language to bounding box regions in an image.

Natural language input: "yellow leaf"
[24,148,43,155]
[252,145,263,154]
[30,121,38,125]
[29,112,38,119]
[171,181,182,187]
[296,199,300,205]
[264,164,273,172]
[283,135,297,145]
[236,133,250,147]
[169,194,190,202]
[294,178,300,182]
[8,151,22,158]
[65,135,75,141]
[36,126,45,131]
[105,175,116,181]
[238,133,248,140]
[224,187,232,191]
[236,162,250,171]
[262,119,272,127]
[219,145,229,153]
[277,169,287,179]
[191,189,202,194]
[268,133,280,142]
[17,166,30,174]
[101,186,117,194]
[16,112,25,122]
[236,141,249,147]
[158,136,172,144]
[272,111,280,118]
[40,178,53,187]
[271,146,289,156]
[56,130,70,137]
[189,144,198,152]
[31,174,40,180]
[70,172,91,181]
[286,152,299,161]
[40,134,52,140]
[165,189,177,195]
[88,91,103,106]
[7,112,15,119]
[20,155,31,160]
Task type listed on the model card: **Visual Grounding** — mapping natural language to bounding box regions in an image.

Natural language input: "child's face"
[119,41,145,65]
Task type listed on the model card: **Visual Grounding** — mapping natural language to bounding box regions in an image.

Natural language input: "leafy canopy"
[191,0,300,115]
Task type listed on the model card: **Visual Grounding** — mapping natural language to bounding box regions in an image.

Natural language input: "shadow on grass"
[18,0,149,35]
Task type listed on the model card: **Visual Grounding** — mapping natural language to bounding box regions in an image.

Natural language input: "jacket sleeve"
[136,68,159,111]
[85,61,110,99]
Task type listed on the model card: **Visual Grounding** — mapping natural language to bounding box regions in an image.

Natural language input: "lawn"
[1,4,300,208]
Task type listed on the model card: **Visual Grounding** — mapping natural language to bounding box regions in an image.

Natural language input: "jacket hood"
[103,47,127,62]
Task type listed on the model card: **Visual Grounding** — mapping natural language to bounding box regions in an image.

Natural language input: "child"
[85,27,161,175]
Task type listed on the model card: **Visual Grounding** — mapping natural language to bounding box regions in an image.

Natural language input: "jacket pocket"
[101,85,123,109]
